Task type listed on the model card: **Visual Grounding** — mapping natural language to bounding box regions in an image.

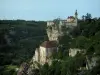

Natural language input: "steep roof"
[67,16,75,19]
[40,41,57,48]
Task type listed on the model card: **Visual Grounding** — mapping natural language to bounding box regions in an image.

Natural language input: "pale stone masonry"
[33,41,57,65]
[47,10,78,41]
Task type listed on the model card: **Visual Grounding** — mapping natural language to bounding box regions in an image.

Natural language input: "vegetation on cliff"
[0,14,100,75]
[0,20,47,74]
[32,16,100,75]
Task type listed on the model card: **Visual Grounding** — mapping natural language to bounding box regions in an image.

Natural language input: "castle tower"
[75,10,78,19]
[75,10,78,25]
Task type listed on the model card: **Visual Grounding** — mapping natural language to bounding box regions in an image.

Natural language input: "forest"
[0,20,47,75]
[30,14,100,75]
[0,13,100,75]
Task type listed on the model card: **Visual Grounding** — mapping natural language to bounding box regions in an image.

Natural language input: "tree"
[70,36,90,49]
[82,15,85,20]
[39,63,49,75]
[86,13,92,19]
[58,34,72,49]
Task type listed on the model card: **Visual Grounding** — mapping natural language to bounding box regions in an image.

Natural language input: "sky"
[0,0,100,21]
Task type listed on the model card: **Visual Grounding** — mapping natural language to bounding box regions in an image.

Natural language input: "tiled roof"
[68,16,75,19]
[40,41,57,48]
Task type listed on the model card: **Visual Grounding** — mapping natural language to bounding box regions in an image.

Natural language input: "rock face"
[69,48,99,70]
[47,10,78,41]
[17,62,29,75]
[69,48,84,57]
[86,55,99,70]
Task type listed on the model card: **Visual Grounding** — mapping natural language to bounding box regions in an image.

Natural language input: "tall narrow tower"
[75,10,78,26]
[75,10,78,19]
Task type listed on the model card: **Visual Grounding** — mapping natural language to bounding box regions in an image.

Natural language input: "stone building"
[47,10,78,41]
[33,41,57,65]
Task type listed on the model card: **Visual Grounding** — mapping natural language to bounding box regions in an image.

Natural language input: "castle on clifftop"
[32,10,78,65]
[17,10,99,75]
[47,10,78,41]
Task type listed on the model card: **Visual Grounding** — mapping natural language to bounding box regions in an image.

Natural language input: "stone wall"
[46,19,77,41]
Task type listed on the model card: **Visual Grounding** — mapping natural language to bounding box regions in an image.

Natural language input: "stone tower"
[74,10,78,25]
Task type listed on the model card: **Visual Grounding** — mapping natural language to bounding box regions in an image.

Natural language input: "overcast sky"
[0,0,100,20]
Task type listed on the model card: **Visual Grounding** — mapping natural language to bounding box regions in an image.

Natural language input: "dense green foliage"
[0,20,47,74]
[1,15,100,75]
[33,17,100,75]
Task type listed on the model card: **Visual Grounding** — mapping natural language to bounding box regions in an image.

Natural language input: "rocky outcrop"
[17,62,29,75]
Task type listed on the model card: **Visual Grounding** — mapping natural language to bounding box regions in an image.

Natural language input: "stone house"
[33,41,58,65]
